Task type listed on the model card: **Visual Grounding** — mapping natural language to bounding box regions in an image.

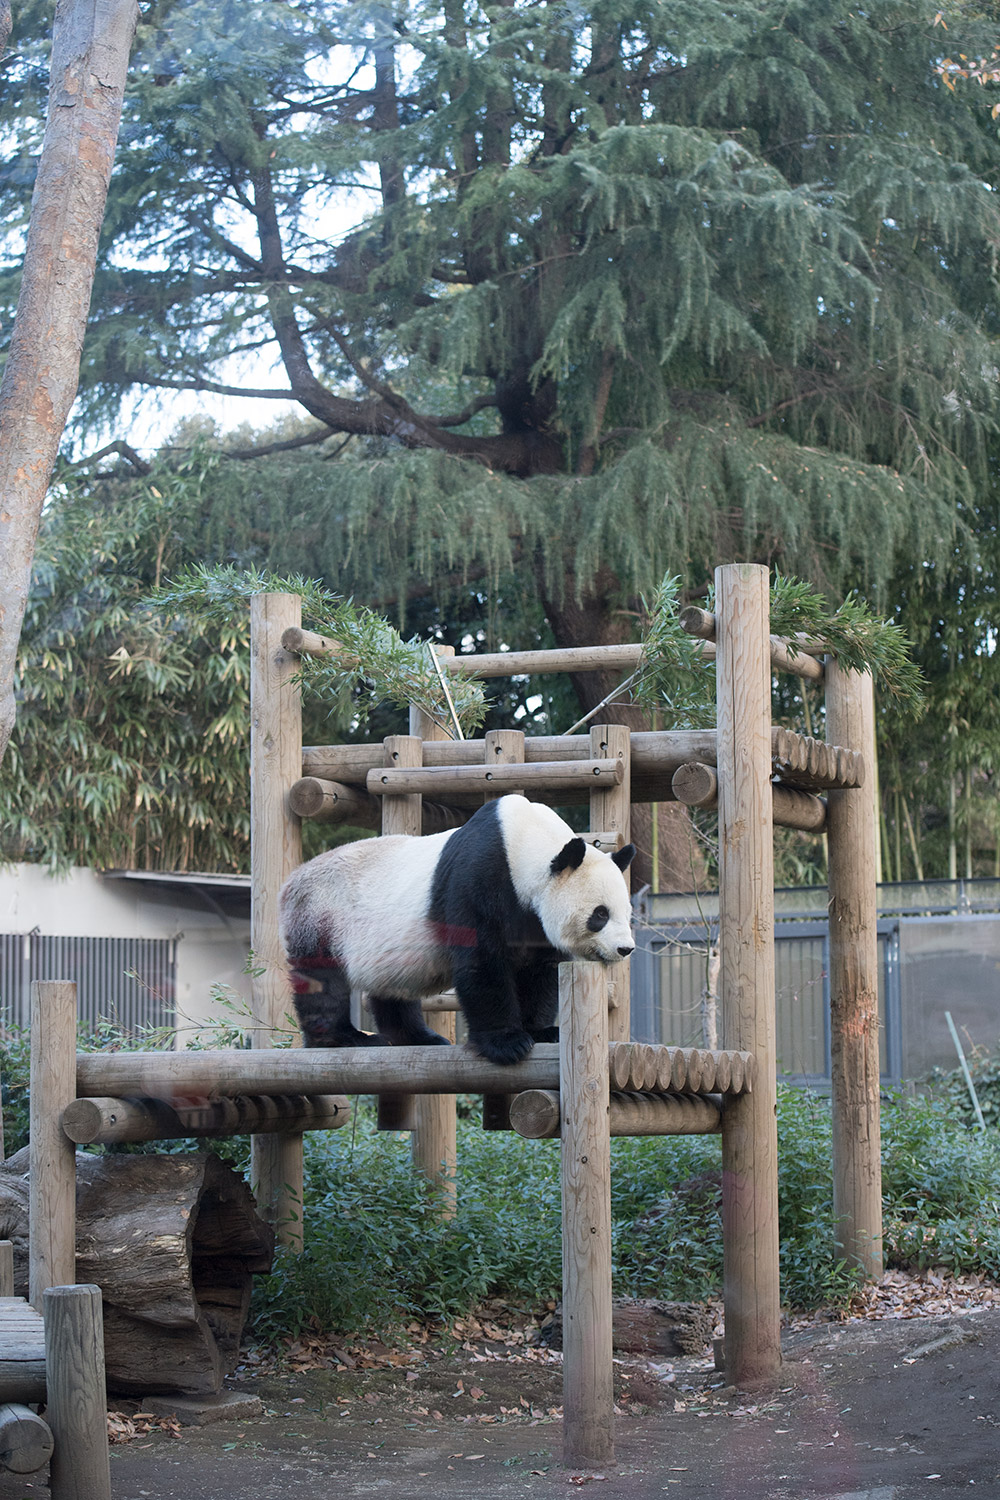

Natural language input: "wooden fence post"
[377,734,424,1133]
[715,563,781,1387]
[590,723,632,1042]
[560,961,613,1468]
[29,980,76,1309]
[410,655,458,1201]
[481,729,526,1133]
[825,659,883,1278]
[250,593,304,1249]
[44,1284,111,1500]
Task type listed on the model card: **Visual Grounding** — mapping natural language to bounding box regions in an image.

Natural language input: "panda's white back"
[279,829,456,998]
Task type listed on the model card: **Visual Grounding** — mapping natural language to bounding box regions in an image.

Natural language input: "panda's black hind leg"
[369,996,451,1046]
[290,968,388,1048]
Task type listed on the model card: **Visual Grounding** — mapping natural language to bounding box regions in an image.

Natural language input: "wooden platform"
[0,1297,47,1403]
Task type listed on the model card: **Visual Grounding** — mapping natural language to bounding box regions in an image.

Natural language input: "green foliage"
[924,1043,1000,1130]
[252,1083,1000,1341]
[632,575,717,729]
[882,1089,1000,1277]
[156,564,488,739]
[1,461,254,871]
[770,575,926,714]
[632,571,924,729]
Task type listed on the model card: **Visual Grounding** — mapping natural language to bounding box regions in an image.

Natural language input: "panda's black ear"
[551,837,587,874]
[612,843,637,872]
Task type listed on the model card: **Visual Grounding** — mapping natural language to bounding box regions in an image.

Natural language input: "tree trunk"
[0,0,138,766]
[0,1151,274,1396]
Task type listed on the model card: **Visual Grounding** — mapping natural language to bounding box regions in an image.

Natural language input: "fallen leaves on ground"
[107,1411,183,1444]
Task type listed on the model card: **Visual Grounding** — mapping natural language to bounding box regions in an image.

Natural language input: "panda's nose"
[618,945,634,958]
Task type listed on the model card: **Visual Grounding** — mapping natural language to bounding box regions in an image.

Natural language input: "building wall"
[0,864,252,1041]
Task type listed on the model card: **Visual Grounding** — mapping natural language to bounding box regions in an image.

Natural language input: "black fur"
[428,801,561,1065]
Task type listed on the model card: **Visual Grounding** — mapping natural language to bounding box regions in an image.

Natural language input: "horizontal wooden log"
[679,605,825,682]
[284,630,644,679]
[772,727,864,789]
[672,761,828,833]
[510,1089,723,1139]
[75,1041,754,1101]
[0,1152,274,1398]
[281,625,357,664]
[608,1043,754,1096]
[287,624,825,686]
[0,1365,46,1405]
[0,1300,46,1404]
[61,1094,351,1146]
[0,1402,54,1473]
[78,1044,565,1099]
[288,777,468,834]
[303,726,861,798]
[366,758,624,795]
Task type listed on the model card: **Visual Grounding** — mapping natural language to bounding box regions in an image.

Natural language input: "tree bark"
[0,1150,274,1396]
[0,0,139,766]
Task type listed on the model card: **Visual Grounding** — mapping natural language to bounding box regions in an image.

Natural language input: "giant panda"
[279,794,636,1066]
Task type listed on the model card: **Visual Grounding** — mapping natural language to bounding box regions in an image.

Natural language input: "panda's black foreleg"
[289,961,387,1048]
[452,952,534,1065]
[369,996,451,1047]
[515,958,560,1044]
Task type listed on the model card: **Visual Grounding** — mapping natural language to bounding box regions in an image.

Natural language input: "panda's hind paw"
[469,1029,534,1066]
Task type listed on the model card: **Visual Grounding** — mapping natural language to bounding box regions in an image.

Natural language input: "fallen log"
[0,1150,273,1396]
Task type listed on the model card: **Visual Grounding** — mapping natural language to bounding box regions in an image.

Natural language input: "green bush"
[881,1088,1000,1277]
[924,1043,1000,1130]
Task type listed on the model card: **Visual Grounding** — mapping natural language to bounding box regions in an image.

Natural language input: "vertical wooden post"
[715,563,781,1387]
[0,1241,13,1298]
[590,724,632,1043]
[44,1284,112,1500]
[250,593,304,1250]
[29,980,76,1309]
[482,728,526,1132]
[825,660,883,1278]
[377,734,424,1133]
[410,659,458,1201]
[560,961,613,1469]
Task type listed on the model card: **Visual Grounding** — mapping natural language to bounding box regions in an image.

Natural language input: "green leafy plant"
[155,564,488,740]
[632,570,924,727]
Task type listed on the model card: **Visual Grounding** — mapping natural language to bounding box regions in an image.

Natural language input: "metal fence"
[0,933,176,1034]
[631,878,1000,1085]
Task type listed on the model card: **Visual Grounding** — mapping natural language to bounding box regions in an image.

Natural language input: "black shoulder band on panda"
[278,795,636,1066]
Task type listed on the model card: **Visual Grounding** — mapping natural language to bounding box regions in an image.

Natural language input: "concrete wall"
[0,864,252,1040]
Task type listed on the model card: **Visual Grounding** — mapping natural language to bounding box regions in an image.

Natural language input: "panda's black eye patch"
[587,905,610,932]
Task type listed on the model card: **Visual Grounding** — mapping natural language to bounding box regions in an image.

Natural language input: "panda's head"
[537,837,636,965]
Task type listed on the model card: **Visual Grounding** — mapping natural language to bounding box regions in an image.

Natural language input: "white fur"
[495,798,634,963]
[279,830,455,997]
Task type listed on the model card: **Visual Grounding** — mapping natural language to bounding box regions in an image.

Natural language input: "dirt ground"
[4,1277,1000,1500]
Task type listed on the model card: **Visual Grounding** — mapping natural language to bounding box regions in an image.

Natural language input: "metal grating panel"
[0,933,175,1034]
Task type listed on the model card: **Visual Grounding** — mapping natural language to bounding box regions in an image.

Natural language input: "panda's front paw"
[469,1028,534,1066]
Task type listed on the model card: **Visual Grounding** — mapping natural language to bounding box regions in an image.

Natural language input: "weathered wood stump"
[0,1151,273,1395]
[543,1298,714,1357]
